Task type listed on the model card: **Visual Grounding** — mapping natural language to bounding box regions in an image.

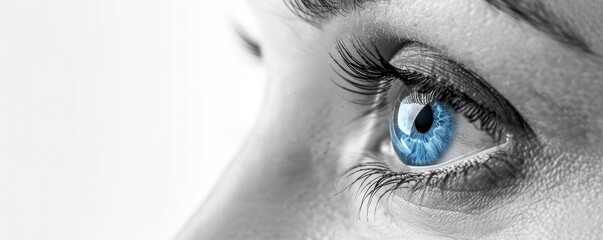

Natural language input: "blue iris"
[390,100,454,166]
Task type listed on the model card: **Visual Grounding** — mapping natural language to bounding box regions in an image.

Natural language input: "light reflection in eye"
[390,95,455,166]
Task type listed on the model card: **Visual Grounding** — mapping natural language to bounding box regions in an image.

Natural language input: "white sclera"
[387,103,505,172]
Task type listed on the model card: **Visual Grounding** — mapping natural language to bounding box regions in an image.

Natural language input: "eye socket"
[389,92,505,171]
[332,37,536,208]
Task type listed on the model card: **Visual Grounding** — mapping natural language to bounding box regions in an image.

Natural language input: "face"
[180,0,603,239]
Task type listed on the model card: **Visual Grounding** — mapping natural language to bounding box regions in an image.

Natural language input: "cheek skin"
[505,149,603,239]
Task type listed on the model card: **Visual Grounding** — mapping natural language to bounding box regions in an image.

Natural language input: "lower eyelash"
[340,149,523,218]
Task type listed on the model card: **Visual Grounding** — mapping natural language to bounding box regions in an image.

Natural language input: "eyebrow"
[285,0,594,55]
[235,25,263,58]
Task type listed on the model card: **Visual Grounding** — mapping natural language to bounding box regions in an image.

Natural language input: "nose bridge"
[177,122,341,239]
[175,55,356,238]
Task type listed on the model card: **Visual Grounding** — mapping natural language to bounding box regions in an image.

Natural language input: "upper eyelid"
[331,38,534,139]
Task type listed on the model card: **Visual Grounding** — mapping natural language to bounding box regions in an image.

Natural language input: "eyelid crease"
[288,0,598,58]
[284,0,369,26]
[485,0,596,56]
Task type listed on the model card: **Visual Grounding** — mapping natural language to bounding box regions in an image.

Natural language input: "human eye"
[333,37,539,214]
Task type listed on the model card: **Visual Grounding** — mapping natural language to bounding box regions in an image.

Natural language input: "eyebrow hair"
[285,0,594,55]
[235,25,263,58]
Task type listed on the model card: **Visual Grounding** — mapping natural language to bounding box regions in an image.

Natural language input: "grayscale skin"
[178,0,603,239]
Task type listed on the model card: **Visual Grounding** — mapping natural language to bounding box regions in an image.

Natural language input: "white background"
[0,0,265,239]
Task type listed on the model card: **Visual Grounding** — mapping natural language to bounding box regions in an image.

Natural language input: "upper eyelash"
[329,39,402,118]
[331,37,537,216]
[331,38,534,141]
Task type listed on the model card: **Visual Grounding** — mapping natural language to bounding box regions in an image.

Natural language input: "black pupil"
[414,105,434,133]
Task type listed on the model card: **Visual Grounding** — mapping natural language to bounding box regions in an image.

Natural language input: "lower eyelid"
[342,131,528,215]
[380,131,512,174]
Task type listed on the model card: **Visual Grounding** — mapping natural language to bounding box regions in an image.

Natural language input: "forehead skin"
[178,0,603,239]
